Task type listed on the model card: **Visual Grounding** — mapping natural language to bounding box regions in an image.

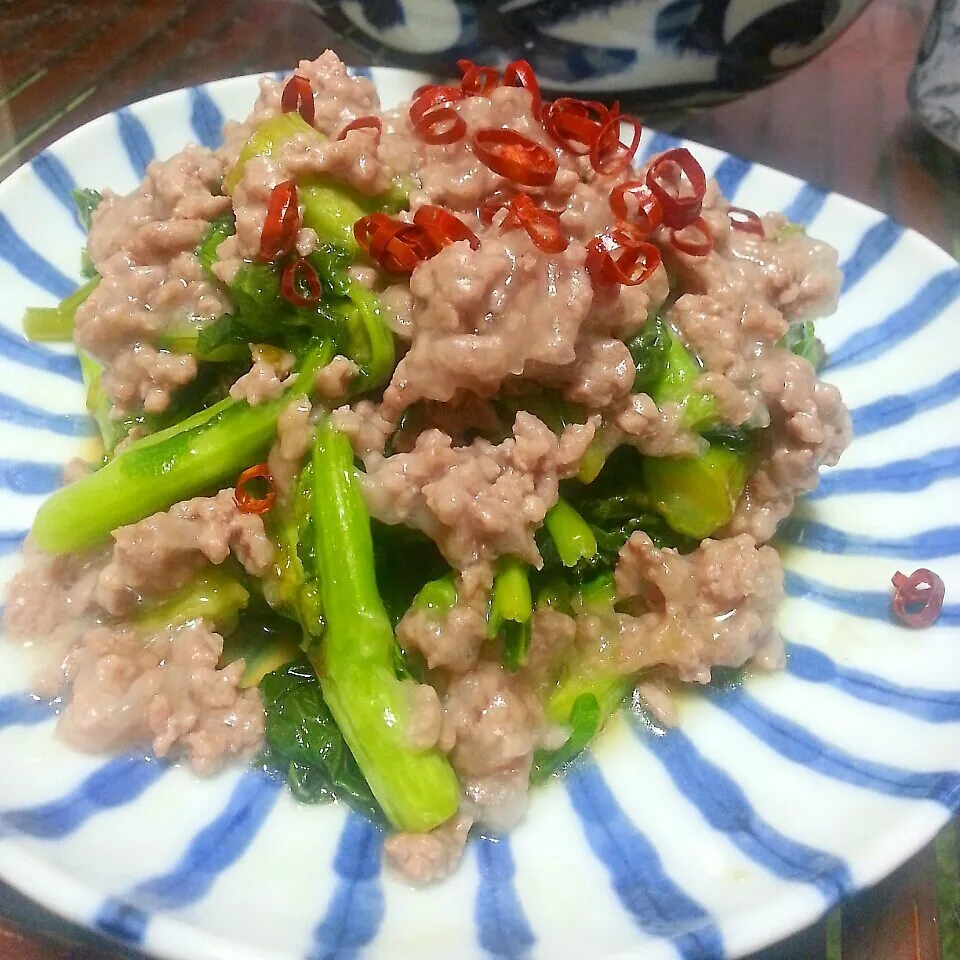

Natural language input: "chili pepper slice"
[473,128,558,187]
[591,114,642,177]
[609,180,663,236]
[414,205,480,251]
[645,147,708,229]
[586,232,661,287]
[728,206,765,236]
[337,116,382,141]
[502,59,541,118]
[891,568,945,627]
[410,86,467,145]
[259,179,300,262]
[458,59,500,97]
[235,463,276,515]
[669,216,713,257]
[542,98,611,155]
[510,194,568,253]
[281,74,315,126]
[281,257,323,306]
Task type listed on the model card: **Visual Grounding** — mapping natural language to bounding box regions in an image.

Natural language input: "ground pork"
[383,812,473,885]
[405,682,445,751]
[55,619,264,774]
[441,660,549,829]
[229,345,295,406]
[358,412,595,570]
[331,400,398,468]
[267,395,315,500]
[77,146,231,415]
[314,355,359,400]
[95,490,274,616]
[612,393,706,458]
[524,607,578,689]
[608,532,784,683]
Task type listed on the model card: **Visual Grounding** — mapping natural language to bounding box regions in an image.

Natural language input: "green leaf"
[71,188,103,232]
[196,215,236,275]
[627,312,669,395]
[531,693,601,785]
[779,320,826,371]
[260,662,386,824]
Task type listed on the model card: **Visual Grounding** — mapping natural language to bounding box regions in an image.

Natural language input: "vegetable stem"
[544,498,598,568]
[488,556,533,671]
[23,277,99,342]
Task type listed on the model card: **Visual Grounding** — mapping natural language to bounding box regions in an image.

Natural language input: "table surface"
[0,0,958,958]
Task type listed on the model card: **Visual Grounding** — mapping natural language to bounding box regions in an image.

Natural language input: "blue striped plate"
[1,68,958,960]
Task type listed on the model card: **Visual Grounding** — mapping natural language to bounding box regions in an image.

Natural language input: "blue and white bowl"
[308,0,873,105]
[0,66,959,960]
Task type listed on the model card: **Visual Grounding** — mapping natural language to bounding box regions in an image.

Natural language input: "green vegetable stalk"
[132,568,250,635]
[544,499,598,568]
[31,340,334,554]
[23,277,99,342]
[309,417,460,833]
[411,574,458,615]
[779,319,826,370]
[488,556,533,672]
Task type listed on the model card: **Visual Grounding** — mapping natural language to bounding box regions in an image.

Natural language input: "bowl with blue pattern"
[1,66,959,960]
[307,0,873,106]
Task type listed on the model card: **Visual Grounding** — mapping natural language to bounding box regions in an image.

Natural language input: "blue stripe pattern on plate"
[0,459,61,495]
[710,686,960,806]
[638,131,682,164]
[850,369,960,437]
[565,756,724,958]
[838,218,903,295]
[95,768,282,943]
[808,446,960,498]
[0,325,82,382]
[0,214,77,299]
[0,754,168,839]
[783,183,829,225]
[712,155,751,201]
[786,642,960,722]
[826,268,960,371]
[0,531,27,557]
[0,693,58,730]
[0,393,93,436]
[117,109,156,180]
[784,570,960,625]
[638,718,853,900]
[474,834,535,959]
[309,813,384,960]
[31,153,81,225]
[777,517,960,558]
[188,87,225,151]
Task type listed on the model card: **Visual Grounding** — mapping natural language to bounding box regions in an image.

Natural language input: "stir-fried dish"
[5,52,851,882]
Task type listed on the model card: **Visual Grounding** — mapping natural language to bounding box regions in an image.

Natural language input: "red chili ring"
[502,59,542,118]
[542,98,612,155]
[891,568,945,627]
[235,463,276,515]
[414,205,480,251]
[728,206,765,236]
[414,104,467,145]
[609,180,663,236]
[510,194,568,253]
[458,59,500,97]
[590,114,642,177]
[645,147,708,229]
[586,233,661,288]
[410,85,464,124]
[280,74,315,126]
[337,116,382,141]
[259,179,301,262]
[473,128,559,187]
[381,224,434,274]
[669,216,714,257]
[281,257,323,307]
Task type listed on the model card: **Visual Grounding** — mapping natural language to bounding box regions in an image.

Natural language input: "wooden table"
[0,0,958,957]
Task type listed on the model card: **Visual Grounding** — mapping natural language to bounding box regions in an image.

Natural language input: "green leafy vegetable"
[488,556,533,672]
[779,319,826,371]
[132,568,249,636]
[627,312,669,395]
[23,277,99,343]
[261,662,385,823]
[72,188,103,232]
[544,498,598,569]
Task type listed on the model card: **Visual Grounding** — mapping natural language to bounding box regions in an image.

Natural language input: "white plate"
[1,67,959,960]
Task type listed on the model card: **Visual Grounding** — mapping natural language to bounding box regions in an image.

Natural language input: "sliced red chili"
[410,85,467,145]
[410,85,464,124]
[670,216,713,257]
[355,214,434,274]
[281,74,315,126]
[281,257,323,307]
[586,232,661,288]
[473,128,558,187]
[892,568,945,627]
[502,59,541,118]
[510,194,568,253]
[478,187,521,228]
[259,179,300,262]
[645,147,707,229]
[337,115,382,141]
[610,180,663,236]
[591,114,642,177]
[235,463,276,515]
[542,98,611,155]
[414,205,480,251]
[458,59,500,97]
[728,206,765,236]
